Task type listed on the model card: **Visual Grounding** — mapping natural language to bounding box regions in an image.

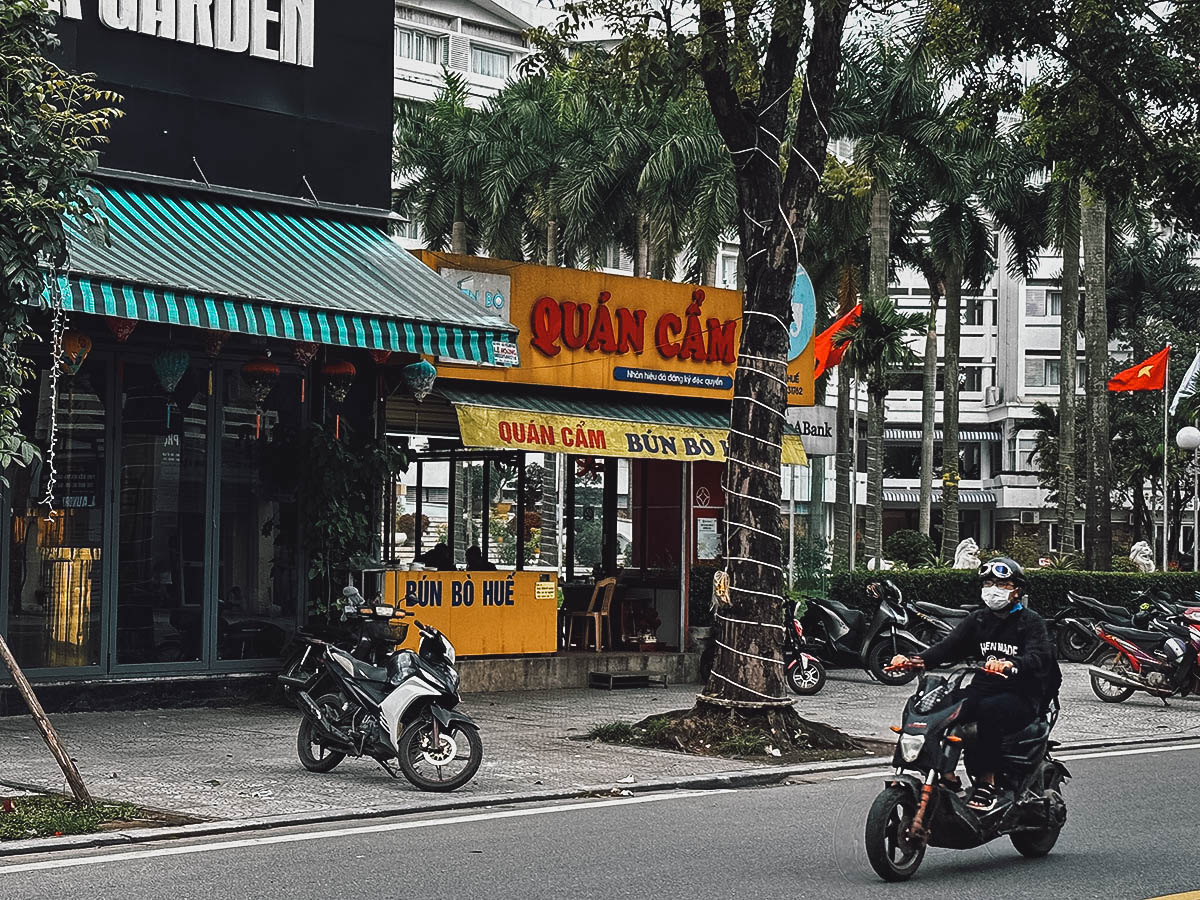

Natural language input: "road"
[3,741,1200,900]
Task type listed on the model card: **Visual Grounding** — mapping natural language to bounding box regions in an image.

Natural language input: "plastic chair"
[565,578,617,652]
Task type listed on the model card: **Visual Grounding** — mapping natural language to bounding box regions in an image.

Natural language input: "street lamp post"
[1176,425,1200,573]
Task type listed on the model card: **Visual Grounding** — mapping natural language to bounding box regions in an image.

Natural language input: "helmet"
[978,556,1026,588]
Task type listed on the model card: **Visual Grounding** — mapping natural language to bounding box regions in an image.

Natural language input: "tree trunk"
[1057,180,1081,555]
[939,261,963,561]
[634,212,650,277]
[866,382,887,564]
[833,370,852,570]
[868,185,890,300]
[451,187,468,255]
[919,285,941,536]
[1081,183,1113,570]
[546,216,559,267]
[703,255,718,286]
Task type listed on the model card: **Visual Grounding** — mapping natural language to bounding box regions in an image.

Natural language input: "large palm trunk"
[919,285,941,536]
[1081,184,1112,569]
[939,261,963,560]
[451,187,468,255]
[546,214,559,267]
[864,184,890,561]
[833,370,852,569]
[1057,181,1081,555]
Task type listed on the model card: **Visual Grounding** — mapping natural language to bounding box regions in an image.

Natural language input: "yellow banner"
[455,404,807,466]
[382,570,559,657]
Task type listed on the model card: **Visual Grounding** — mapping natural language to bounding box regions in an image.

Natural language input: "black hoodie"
[920,606,1057,703]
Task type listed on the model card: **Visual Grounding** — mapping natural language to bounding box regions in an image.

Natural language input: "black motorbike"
[1053,589,1191,663]
[802,581,933,686]
[865,665,1070,882]
[783,599,827,696]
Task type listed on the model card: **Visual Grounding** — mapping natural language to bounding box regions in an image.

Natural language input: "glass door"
[113,361,210,666]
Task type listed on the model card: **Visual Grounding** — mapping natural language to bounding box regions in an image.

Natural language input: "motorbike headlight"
[899,733,925,763]
[374,605,395,617]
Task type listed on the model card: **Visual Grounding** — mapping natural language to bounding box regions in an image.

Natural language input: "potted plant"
[687,564,718,651]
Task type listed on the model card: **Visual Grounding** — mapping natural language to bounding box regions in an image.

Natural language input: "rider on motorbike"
[890,557,1058,813]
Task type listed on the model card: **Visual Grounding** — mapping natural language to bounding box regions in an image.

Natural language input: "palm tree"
[837,294,926,566]
[393,71,489,255]
[1081,182,1112,569]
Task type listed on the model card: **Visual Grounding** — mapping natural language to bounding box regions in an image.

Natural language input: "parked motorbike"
[802,581,932,686]
[865,664,1070,882]
[1054,589,1191,663]
[783,599,826,696]
[1088,605,1200,703]
[280,594,483,793]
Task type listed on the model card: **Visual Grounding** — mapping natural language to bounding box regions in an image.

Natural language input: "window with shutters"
[1025,356,1046,387]
[1026,288,1047,317]
[395,27,447,65]
[470,45,510,78]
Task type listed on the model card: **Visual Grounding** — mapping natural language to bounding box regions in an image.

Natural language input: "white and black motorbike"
[281,590,482,792]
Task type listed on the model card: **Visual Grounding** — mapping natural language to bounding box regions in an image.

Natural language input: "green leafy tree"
[0,0,121,485]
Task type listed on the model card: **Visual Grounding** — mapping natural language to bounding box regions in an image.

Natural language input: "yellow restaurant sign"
[419,252,815,406]
[382,570,559,656]
[455,403,808,466]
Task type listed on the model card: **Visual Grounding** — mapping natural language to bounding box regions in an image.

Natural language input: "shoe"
[940,773,963,792]
[967,784,1001,813]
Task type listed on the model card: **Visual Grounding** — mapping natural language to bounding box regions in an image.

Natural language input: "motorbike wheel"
[786,658,827,696]
[1011,770,1065,858]
[296,693,348,773]
[397,716,483,793]
[867,639,919,686]
[1089,652,1136,703]
[1056,627,1098,663]
[865,786,926,882]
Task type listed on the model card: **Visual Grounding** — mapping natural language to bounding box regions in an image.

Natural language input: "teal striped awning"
[45,181,516,364]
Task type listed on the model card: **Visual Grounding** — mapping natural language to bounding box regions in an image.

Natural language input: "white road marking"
[833,740,1200,781]
[0,790,731,877]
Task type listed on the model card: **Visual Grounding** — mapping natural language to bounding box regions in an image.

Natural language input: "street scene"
[2,0,1200,898]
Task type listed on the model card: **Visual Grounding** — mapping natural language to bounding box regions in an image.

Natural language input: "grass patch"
[0,796,145,841]
[713,730,770,756]
[586,721,636,743]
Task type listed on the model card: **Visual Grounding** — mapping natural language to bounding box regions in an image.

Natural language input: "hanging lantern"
[401,360,437,403]
[60,330,93,375]
[293,341,319,366]
[368,349,392,366]
[106,317,137,342]
[321,359,356,405]
[152,348,190,393]
[241,356,280,439]
[204,330,230,358]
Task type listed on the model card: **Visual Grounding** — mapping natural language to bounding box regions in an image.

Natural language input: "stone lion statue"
[953,537,981,570]
[1129,541,1155,573]
[866,556,894,571]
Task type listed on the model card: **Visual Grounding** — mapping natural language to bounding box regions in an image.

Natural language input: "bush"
[831,570,1200,618]
[1002,535,1042,567]
[884,529,936,567]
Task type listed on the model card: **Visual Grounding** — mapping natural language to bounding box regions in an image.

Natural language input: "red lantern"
[368,349,391,366]
[106,317,137,342]
[293,341,319,366]
[321,359,356,405]
[241,356,280,438]
[61,330,92,375]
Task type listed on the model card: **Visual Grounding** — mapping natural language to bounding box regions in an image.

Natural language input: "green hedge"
[830,571,1200,618]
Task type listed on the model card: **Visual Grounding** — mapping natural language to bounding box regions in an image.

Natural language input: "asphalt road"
[3,741,1200,900]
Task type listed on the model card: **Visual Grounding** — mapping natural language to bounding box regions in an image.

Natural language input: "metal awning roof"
[882,489,996,504]
[885,428,1001,442]
[45,182,516,363]
[436,382,807,465]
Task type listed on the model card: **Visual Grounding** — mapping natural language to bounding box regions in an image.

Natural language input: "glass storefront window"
[571,456,605,576]
[115,362,209,665]
[216,368,301,660]
[6,368,106,669]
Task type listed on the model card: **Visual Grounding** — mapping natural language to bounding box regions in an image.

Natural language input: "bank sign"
[53,0,314,66]
[420,253,815,405]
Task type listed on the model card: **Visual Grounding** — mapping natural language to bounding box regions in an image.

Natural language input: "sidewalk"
[1,665,1196,827]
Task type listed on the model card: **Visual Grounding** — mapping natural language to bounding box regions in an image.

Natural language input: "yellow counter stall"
[383,570,560,656]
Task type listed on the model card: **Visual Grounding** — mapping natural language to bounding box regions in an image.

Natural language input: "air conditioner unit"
[1020,510,1040,525]
[984,386,1001,406]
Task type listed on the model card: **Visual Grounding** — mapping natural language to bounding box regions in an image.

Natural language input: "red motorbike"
[1088,606,1200,703]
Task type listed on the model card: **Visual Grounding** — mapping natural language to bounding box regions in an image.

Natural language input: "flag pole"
[1163,348,1171,571]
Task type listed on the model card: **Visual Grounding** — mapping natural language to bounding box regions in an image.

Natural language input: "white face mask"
[982,585,1014,611]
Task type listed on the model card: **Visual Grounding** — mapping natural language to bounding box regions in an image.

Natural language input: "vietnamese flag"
[813,302,861,379]
[1107,347,1170,391]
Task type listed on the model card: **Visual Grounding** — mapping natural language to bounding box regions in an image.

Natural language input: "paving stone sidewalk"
[0,664,1195,823]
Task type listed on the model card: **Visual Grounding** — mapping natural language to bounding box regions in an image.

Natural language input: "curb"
[3,731,1197,859]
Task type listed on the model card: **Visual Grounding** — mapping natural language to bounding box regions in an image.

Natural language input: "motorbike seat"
[1068,592,1130,621]
[914,601,971,619]
[823,598,866,632]
[1102,624,1168,645]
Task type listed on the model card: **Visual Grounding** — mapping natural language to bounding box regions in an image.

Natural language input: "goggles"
[979,560,1017,581]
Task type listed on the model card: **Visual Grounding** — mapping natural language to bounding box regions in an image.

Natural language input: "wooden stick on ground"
[0,634,92,805]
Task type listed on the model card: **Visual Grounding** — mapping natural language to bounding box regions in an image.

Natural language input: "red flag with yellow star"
[1108,347,1170,391]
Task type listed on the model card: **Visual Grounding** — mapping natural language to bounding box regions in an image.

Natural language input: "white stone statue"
[867,556,894,571]
[953,538,982,570]
[1129,541,1155,573]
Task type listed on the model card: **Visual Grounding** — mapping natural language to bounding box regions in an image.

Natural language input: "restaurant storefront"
[382,254,815,659]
